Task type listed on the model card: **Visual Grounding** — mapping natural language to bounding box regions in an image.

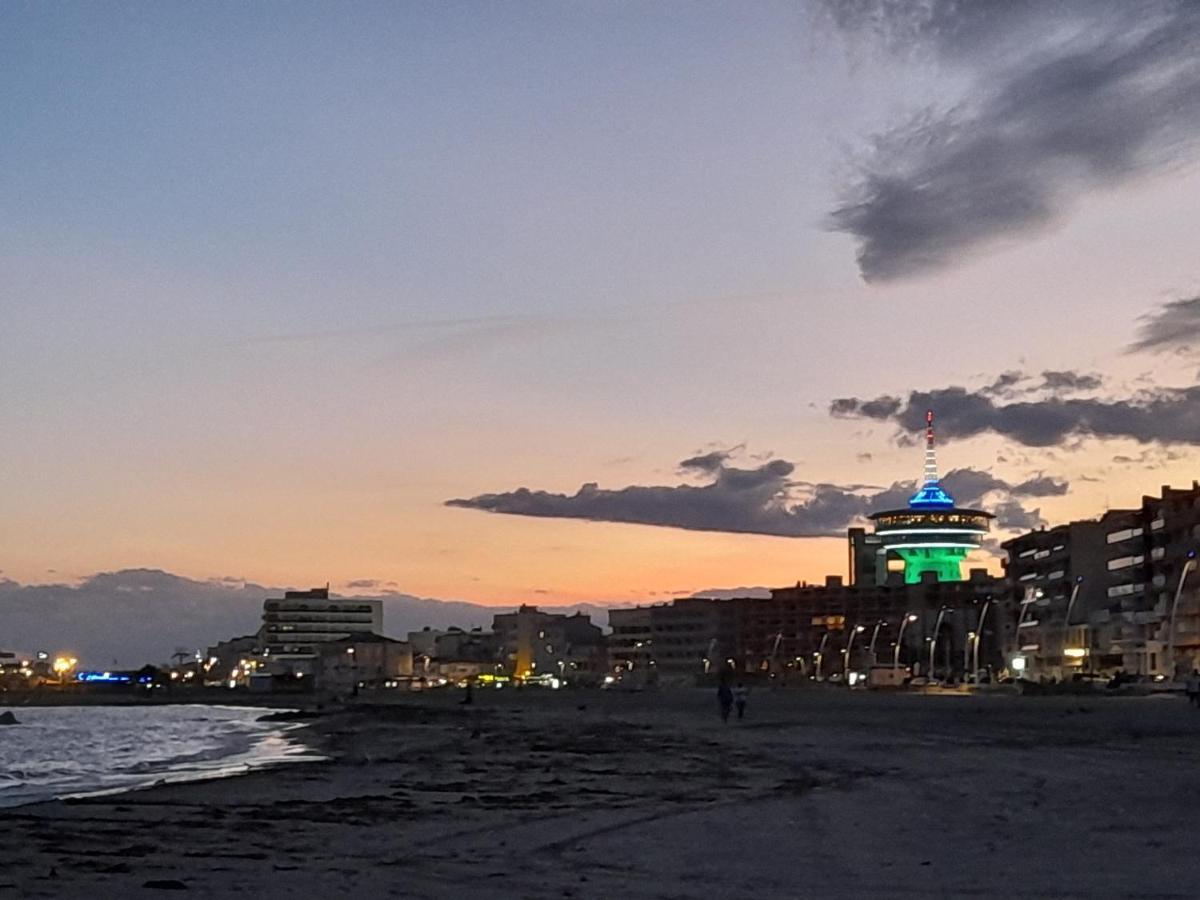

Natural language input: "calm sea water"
[0,704,320,808]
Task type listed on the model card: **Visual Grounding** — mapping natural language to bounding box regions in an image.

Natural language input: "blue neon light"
[76,672,132,684]
[908,482,956,509]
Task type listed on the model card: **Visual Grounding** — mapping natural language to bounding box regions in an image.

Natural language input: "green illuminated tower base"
[895,547,968,584]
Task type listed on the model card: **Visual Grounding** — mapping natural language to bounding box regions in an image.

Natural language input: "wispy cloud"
[1129,295,1200,353]
[240,312,562,346]
[823,1,1200,281]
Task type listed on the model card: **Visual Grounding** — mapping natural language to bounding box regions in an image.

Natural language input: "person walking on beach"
[733,683,748,720]
[717,682,733,723]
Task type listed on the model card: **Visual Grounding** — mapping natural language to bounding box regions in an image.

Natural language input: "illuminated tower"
[869,411,992,583]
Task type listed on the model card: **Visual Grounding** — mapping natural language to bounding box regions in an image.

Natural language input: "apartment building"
[1003,483,1200,678]
[1001,520,1108,678]
[492,605,606,681]
[607,607,654,672]
[260,587,383,675]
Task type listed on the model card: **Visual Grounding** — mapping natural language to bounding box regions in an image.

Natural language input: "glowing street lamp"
[867,620,885,664]
[843,625,866,677]
[1060,576,1086,671]
[971,600,991,682]
[815,632,830,681]
[1012,587,1042,676]
[1166,551,1196,680]
[928,607,949,680]
[893,614,919,672]
[52,656,78,681]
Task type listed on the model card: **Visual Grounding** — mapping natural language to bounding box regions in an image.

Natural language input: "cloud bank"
[447,450,1065,537]
[831,372,1200,446]
[824,1,1200,280]
[0,569,612,668]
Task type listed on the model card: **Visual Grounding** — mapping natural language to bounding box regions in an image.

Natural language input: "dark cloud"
[823,2,1200,280]
[345,579,382,589]
[1039,370,1103,393]
[678,449,736,474]
[832,382,1200,446]
[446,452,1061,538]
[988,499,1045,533]
[1010,475,1070,498]
[981,371,1028,397]
[1111,446,1186,468]
[1130,296,1200,353]
[980,370,1102,399]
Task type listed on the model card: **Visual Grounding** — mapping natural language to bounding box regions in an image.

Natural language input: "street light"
[1061,576,1085,673]
[1013,588,1041,675]
[1166,551,1196,681]
[893,614,918,672]
[973,599,991,680]
[52,656,77,683]
[928,607,948,680]
[867,620,885,664]
[815,632,830,681]
[843,625,866,677]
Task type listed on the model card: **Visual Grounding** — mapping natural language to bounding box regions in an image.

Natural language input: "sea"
[0,704,320,808]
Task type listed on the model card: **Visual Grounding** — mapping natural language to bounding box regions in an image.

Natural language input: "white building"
[260,587,383,675]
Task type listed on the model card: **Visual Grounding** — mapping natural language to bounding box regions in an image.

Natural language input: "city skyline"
[4,1,1200,609]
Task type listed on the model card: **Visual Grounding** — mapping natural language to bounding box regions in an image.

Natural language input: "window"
[1107,583,1144,598]
[1048,570,1065,581]
[1151,518,1165,530]
[1034,550,1050,560]
[1107,527,1144,544]
[1107,555,1144,571]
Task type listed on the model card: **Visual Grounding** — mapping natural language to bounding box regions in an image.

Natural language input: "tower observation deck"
[869,410,992,584]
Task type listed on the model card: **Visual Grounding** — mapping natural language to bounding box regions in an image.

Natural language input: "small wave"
[0,705,323,808]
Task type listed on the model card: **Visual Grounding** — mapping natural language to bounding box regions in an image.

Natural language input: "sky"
[4,0,1200,615]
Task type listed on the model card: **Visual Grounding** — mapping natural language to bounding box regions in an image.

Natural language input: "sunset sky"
[4,1,1200,608]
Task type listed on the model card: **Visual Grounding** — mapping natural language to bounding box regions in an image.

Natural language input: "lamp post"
[867,620,885,664]
[1062,576,1085,674]
[928,607,948,681]
[843,625,866,677]
[1013,588,1041,676]
[815,632,830,681]
[893,614,918,672]
[973,599,990,680]
[1166,551,1196,681]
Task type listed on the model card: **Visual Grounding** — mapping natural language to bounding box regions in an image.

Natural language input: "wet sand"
[3,688,1200,898]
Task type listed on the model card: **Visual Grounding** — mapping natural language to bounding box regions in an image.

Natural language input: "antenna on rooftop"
[923,409,938,486]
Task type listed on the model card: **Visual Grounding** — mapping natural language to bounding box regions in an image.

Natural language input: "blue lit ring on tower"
[869,410,993,583]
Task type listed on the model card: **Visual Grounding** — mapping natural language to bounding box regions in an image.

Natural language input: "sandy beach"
[3,688,1200,898]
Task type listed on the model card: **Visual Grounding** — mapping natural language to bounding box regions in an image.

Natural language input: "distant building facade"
[492,605,606,681]
[260,587,383,676]
[316,633,413,693]
[608,607,654,671]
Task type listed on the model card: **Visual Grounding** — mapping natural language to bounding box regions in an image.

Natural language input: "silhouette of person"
[733,683,748,720]
[717,682,733,723]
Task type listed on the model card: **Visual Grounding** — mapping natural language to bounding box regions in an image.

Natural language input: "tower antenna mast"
[923,409,938,486]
